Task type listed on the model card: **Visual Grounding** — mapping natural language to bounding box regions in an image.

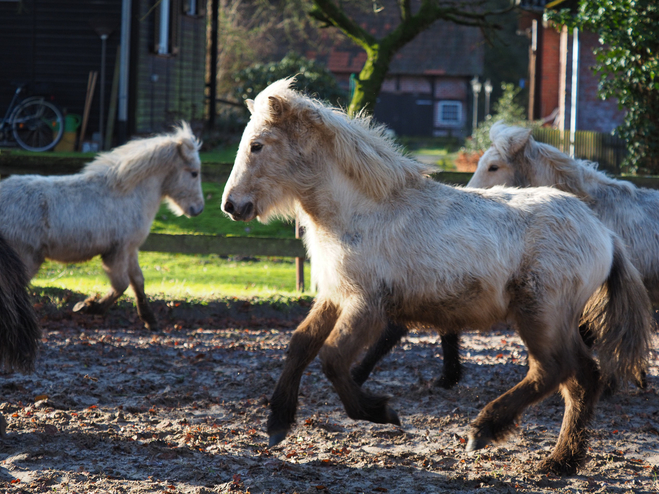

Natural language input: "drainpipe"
[118,0,132,144]
[569,27,579,158]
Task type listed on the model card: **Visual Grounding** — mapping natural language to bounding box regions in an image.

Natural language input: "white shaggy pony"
[469,121,659,306]
[222,79,652,475]
[0,123,204,330]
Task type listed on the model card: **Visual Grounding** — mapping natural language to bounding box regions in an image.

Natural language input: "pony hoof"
[72,301,88,313]
[269,430,288,447]
[144,321,159,331]
[466,435,490,452]
[0,413,6,439]
[538,457,579,476]
[435,374,459,390]
[636,370,648,390]
[386,407,401,426]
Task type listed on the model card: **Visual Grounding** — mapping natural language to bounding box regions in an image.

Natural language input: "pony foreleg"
[127,251,157,330]
[351,321,408,386]
[319,309,401,426]
[267,299,339,446]
[436,332,462,389]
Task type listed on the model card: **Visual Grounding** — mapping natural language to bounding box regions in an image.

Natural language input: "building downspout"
[118,0,132,144]
[569,27,579,157]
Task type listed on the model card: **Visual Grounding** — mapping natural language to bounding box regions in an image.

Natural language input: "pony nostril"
[223,200,235,215]
[242,202,254,218]
[190,204,204,217]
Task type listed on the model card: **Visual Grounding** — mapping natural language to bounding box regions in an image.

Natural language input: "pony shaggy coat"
[470,121,659,305]
[222,79,652,475]
[0,123,204,329]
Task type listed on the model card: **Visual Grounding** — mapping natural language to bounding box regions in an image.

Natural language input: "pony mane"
[83,122,201,192]
[490,122,633,198]
[253,79,432,200]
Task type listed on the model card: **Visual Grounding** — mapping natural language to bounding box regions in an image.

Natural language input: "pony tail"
[581,235,652,384]
[0,235,40,373]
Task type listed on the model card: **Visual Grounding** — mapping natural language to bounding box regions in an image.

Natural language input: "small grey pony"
[0,123,204,330]
[470,121,659,307]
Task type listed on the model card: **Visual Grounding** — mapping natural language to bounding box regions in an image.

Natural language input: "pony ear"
[508,128,532,155]
[268,95,288,120]
[490,122,532,156]
[245,99,255,114]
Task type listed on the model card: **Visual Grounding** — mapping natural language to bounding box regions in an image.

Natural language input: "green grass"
[150,182,295,238]
[413,147,459,171]
[33,253,312,300]
[199,146,238,163]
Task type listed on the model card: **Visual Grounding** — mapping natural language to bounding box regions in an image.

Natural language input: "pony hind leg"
[73,250,129,316]
[538,346,601,475]
[468,352,565,451]
[319,306,401,426]
[126,249,157,330]
[268,299,339,446]
[351,320,408,386]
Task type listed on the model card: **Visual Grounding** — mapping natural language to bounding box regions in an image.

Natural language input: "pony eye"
[251,142,263,153]
[488,164,500,172]
[191,171,199,178]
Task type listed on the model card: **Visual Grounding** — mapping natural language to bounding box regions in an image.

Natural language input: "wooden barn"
[0,0,207,149]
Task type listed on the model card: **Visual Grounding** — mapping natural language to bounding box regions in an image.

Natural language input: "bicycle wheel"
[11,99,64,152]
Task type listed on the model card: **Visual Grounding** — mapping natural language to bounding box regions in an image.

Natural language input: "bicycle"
[0,82,65,152]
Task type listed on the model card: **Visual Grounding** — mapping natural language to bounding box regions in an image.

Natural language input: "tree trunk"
[348,46,393,117]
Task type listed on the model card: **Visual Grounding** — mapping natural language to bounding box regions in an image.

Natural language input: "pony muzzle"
[188,204,204,217]
[223,198,255,221]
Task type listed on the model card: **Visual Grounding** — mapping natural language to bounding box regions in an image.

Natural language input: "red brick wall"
[576,31,625,133]
[539,24,561,121]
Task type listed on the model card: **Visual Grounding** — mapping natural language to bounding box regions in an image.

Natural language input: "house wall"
[0,0,122,144]
[133,1,207,134]
[576,31,625,133]
[524,17,625,133]
[374,75,469,137]
[539,23,561,121]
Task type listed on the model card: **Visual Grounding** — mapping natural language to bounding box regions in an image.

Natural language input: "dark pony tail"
[0,234,40,373]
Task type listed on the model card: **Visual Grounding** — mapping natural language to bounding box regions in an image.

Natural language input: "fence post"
[295,215,304,292]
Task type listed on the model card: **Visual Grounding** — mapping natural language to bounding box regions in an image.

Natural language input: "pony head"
[86,122,204,217]
[223,78,428,223]
[469,122,608,197]
[468,121,533,189]
[161,122,205,218]
[222,78,321,223]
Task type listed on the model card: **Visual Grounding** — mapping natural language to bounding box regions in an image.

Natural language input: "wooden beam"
[140,233,306,258]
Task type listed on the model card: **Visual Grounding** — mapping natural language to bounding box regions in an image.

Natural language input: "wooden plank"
[0,154,234,181]
[140,233,306,258]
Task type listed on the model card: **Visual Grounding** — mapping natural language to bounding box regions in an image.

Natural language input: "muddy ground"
[0,293,658,493]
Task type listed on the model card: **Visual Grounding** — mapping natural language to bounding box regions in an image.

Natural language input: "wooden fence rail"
[140,233,306,258]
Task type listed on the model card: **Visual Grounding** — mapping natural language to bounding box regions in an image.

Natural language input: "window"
[435,101,462,127]
[183,0,206,16]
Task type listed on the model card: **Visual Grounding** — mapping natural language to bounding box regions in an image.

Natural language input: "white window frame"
[435,100,463,127]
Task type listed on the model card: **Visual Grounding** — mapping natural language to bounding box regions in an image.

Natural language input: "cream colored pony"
[470,121,659,306]
[222,79,652,475]
[0,123,204,330]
